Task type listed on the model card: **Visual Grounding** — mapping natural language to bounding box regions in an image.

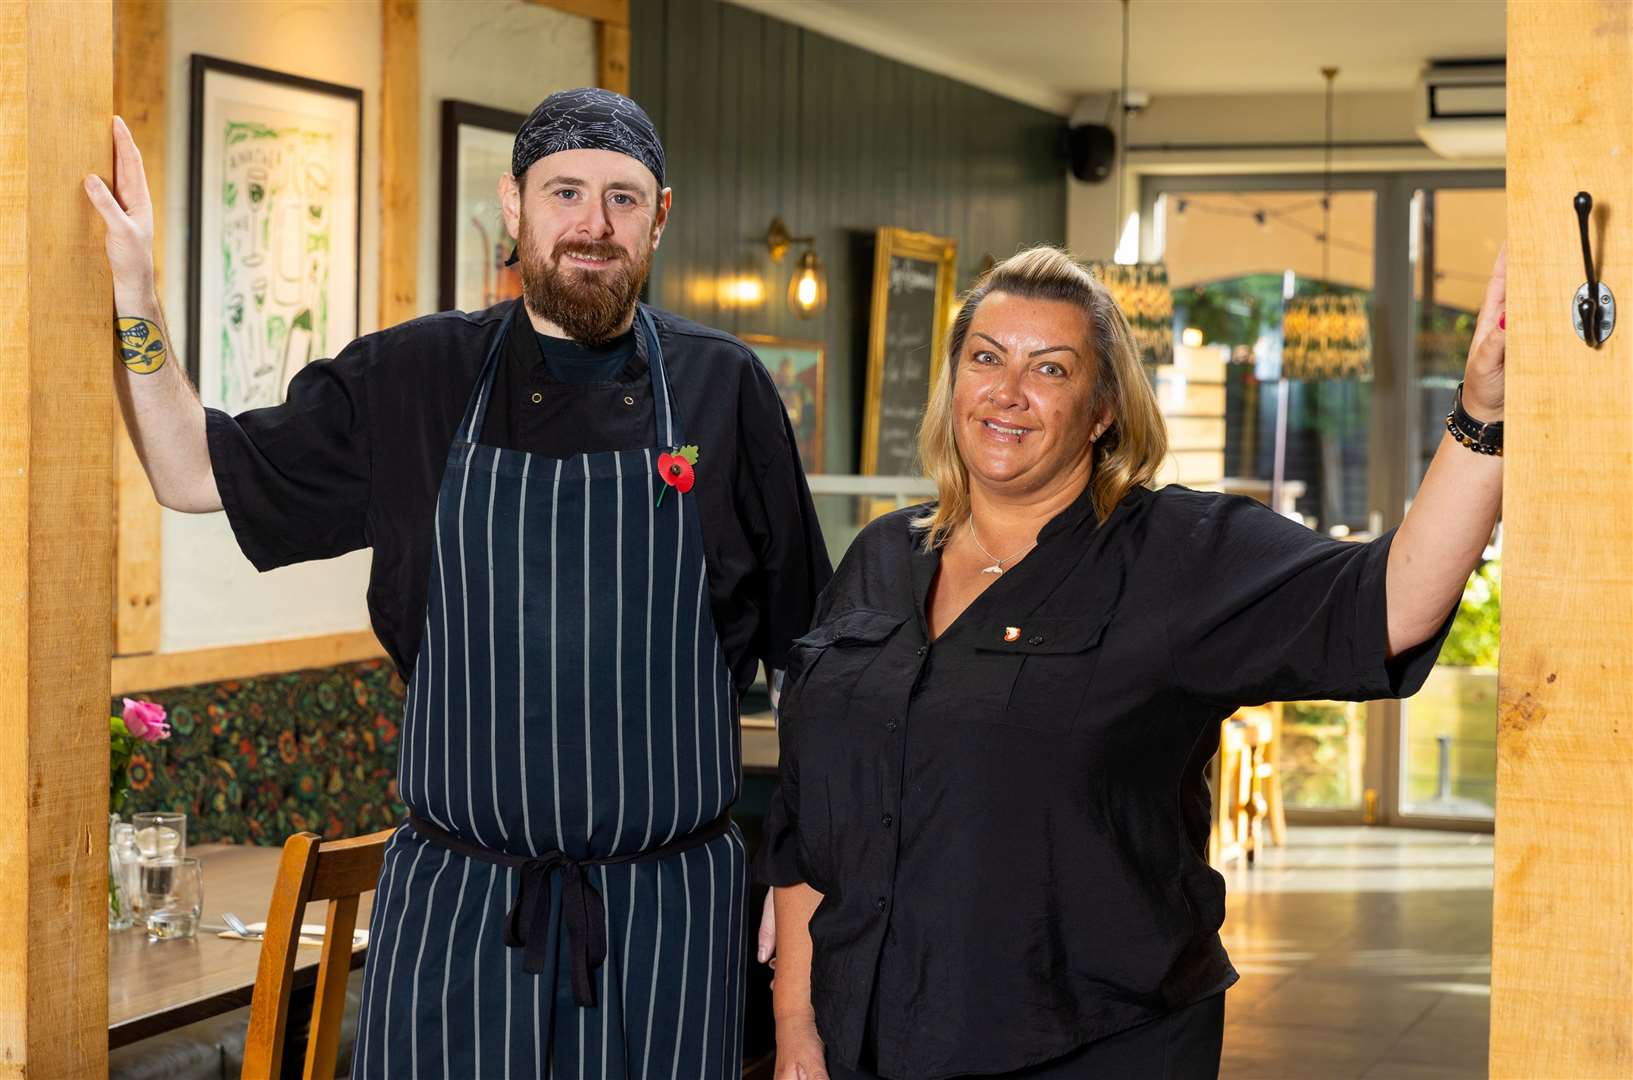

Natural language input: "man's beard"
[517,217,653,345]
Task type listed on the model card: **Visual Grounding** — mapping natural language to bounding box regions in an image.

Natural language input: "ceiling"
[728,0,1506,114]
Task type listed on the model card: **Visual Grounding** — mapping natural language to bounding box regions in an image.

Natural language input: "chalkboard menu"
[861,227,959,475]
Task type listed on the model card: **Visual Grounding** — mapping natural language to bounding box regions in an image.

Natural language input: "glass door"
[1393,179,1505,825]
[1146,171,1503,829]
[1148,177,1385,820]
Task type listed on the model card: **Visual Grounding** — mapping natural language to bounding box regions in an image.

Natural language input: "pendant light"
[1280,67,1371,380]
[1088,0,1173,365]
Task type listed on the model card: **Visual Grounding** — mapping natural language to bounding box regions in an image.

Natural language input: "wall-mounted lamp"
[788,249,827,319]
[766,216,827,318]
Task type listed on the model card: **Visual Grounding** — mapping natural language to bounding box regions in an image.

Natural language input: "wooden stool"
[1209,705,1286,867]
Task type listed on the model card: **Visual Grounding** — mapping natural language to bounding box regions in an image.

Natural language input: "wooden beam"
[1492,3,1633,1076]
[111,0,165,657]
[527,0,628,28]
[597,20,630,97]
[0,0,115,1073]
[525,0,631,96]
[379,0,419,327]
[111,630,389,696]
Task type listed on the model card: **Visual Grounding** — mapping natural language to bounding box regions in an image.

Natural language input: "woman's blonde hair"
[912,246,1168,548]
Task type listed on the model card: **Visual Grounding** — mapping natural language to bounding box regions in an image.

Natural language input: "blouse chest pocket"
[971,614,1110,734]
[785,608,909,723]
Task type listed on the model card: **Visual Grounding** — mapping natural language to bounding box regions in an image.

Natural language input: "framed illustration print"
[187,56,362,413]
[742,334,827,472]
[439,100,528,313]
[860,227,958,476]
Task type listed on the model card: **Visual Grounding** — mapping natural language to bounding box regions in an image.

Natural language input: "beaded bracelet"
[1445,381,1503,456]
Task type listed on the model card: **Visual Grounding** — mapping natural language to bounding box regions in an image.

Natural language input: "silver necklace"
[967,516,1036,576]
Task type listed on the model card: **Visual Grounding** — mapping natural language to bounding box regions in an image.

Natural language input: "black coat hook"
[1574,191,1615,346]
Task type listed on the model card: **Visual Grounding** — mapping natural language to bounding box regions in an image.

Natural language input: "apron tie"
[406,811,733,1009]
[504,853,608,1006]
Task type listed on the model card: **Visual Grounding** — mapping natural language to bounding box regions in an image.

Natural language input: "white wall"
[161,0,385,652]
[415,0,596,313]
[156,0,599,653]
[1066,88,1503,261]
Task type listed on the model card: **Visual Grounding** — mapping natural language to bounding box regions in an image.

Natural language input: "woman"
[761,246,1505,1079]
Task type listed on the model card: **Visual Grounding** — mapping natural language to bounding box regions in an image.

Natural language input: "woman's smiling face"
[951,291,1109,499]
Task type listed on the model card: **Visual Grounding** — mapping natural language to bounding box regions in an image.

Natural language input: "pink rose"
[121,698,170,742]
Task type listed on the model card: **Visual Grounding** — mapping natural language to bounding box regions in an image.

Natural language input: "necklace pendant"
[981,563,1004,575]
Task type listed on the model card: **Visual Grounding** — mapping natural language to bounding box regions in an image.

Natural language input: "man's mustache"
[552,240,626,264]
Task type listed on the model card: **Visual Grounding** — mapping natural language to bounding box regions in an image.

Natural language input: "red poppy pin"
[655,445,700,506]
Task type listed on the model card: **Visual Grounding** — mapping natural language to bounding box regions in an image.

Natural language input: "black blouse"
[758,483,1453,1080]
[205,300,831,694]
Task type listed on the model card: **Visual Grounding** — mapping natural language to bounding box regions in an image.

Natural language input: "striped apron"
[352,302,746,1078]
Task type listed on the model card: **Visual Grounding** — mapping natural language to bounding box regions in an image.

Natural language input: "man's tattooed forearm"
[117,317,167,374]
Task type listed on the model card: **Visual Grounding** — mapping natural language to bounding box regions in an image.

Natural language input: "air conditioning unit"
[1414,60,1505,159]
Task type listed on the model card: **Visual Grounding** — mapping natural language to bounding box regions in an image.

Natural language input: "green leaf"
[676,444,699,464]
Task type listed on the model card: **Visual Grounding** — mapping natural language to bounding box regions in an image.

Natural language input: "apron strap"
[406,810,732,1008]
[457,302,517,445]
[637,305,680,447]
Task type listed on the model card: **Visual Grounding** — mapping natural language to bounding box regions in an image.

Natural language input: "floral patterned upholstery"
[114,660,405,845]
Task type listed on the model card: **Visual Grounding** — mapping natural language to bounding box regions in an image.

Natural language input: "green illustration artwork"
[216,119,334,410]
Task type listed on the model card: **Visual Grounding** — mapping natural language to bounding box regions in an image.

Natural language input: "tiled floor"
[1219,827,1493,1080]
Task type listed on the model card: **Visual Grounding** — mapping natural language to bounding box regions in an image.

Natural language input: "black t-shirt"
[758,483,1453,1080]
[205,300,832,693]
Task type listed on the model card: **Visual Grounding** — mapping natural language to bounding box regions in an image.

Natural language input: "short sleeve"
[1163,492,1453,707]
[734,359,833,672]
[205,338,373,572]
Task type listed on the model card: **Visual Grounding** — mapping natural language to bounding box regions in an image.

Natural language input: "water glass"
[143,856,203,941]
[131,811,187,861]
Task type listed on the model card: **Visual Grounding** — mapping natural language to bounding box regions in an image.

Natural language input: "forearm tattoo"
[117,317,167,374]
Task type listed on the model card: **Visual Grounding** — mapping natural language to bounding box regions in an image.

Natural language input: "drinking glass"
[143,856,203,941]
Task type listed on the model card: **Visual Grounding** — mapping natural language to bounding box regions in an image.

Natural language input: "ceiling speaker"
[1067,123,1116,184]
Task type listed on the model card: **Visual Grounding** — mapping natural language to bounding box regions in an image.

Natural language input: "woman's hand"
[1461,245,1506,421]
[758,889,777,967]
[773,1013,829,1080]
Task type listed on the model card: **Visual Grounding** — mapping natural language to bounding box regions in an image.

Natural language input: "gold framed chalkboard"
[860,227,959,475]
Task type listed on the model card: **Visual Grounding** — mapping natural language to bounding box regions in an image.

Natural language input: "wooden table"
[109,843,373,1049]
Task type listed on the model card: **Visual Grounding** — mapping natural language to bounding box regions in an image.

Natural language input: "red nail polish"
[1499,312,1506,330]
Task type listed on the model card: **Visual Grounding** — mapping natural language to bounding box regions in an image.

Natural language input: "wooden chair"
[1209,705,1286,867]
[243,828,392,1080]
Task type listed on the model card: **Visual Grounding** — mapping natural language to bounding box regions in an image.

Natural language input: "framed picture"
[187,56,361,413]
[861,227,958,476]
[742,334,827,472]
[439,100,528,313]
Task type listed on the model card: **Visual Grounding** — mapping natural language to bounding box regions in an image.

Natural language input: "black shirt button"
[875,897,887,913]
[1027,635,1045,646]
[885,719,898,733]
[530,391,543,404]
[881,813,893,828]
[916,645,927,657]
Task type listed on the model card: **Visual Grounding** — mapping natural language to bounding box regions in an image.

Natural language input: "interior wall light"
[766,215,827,318]
[788,248,828,319]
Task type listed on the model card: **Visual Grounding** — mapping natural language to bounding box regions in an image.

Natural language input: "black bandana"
[511,87,666,188]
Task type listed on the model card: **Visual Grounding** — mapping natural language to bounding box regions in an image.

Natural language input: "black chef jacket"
[205,300,831,693]
[758,482,1453,1080]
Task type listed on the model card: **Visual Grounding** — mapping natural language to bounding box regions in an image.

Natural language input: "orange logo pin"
[1003,626,1021,642]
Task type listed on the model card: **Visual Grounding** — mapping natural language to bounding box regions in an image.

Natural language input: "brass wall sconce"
[765,215,827,318]
[788,249,827,319]
[764,215,813,263]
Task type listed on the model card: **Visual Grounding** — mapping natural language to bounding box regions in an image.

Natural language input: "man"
[87,88,829,1076]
